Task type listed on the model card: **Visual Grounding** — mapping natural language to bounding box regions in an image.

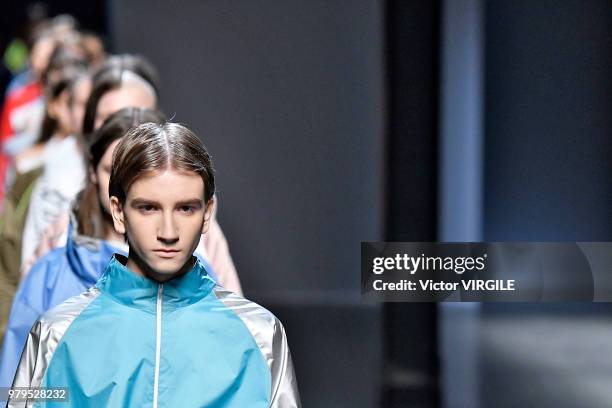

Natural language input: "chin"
[149,257,190,275]
[151,262,182,275]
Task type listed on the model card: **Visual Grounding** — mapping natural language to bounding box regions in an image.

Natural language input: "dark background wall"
[484,0,612,241]
[110,1,385,407]
[384,1,440,407]
[482,1,612,406]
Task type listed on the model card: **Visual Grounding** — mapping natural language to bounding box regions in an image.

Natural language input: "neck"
[103,218,124,244]
[55,130,71,139]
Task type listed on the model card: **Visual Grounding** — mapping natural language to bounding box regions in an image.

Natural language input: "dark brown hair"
[38,63,88,144]
[82,54,159,136]
[109,123,215,205]
[75,107,166,237]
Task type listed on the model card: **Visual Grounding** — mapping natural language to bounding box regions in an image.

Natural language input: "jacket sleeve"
[270,319,301,408]
[6,319,43,407]
[0,299,41,390]
[0,266,46,390]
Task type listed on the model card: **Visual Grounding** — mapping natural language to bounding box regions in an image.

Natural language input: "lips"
[153,249,181,259]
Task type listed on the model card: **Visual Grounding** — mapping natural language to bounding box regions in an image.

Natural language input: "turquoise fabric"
[37,255,271,407]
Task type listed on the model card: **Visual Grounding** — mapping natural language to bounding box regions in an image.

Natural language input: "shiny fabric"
[213,288,301,408]
[0,223,123,390]
[10,288,101,397]
[6,255,300,407]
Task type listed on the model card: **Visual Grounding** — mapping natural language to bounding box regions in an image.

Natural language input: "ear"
[201,197,215,234]
[109,196,126,235]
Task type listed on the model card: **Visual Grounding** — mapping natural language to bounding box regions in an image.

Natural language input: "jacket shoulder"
[27,246,68,281]
[10,287,102,390]
[210,286,287,366]
[16,247,69,304]
[211,286,300,407]
[37,286,101,331]
[211,285,280,331]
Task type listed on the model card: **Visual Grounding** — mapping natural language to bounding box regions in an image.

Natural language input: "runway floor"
[480,312,612,408]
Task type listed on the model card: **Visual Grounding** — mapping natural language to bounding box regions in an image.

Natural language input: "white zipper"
[153,283,163,408]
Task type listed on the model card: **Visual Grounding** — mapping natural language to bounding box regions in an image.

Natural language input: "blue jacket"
[0,225,124,389]
[0,223,218,391]
[7,255,300,407]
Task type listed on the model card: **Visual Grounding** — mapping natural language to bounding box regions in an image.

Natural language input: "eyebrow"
[130,198,160,207]
[175,199,204,207]
[129,198,203,207]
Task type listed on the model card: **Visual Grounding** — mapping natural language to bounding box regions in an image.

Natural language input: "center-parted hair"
[75,107,167,237]
[82,54,159,135]
[109,123,215,205]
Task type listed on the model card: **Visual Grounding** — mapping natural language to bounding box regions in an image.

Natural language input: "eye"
[138,205,157,214]
[178,205,196,214]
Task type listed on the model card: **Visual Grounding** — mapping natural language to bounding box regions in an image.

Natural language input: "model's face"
[49,89,74,136]
[71,76,92,135]
[95,84,156,130]
[30,37,55,77]
[110,169,213,282]
[92,139,120,214]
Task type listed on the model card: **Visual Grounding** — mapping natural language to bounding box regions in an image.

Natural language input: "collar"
[96,254,216,313]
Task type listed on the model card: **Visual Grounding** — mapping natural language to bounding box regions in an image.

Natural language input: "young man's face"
[110,169,213,282]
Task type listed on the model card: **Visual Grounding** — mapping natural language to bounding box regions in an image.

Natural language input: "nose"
[157,211,179,245]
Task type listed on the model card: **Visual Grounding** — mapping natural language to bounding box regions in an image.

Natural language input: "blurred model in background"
[0,107,168,389]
